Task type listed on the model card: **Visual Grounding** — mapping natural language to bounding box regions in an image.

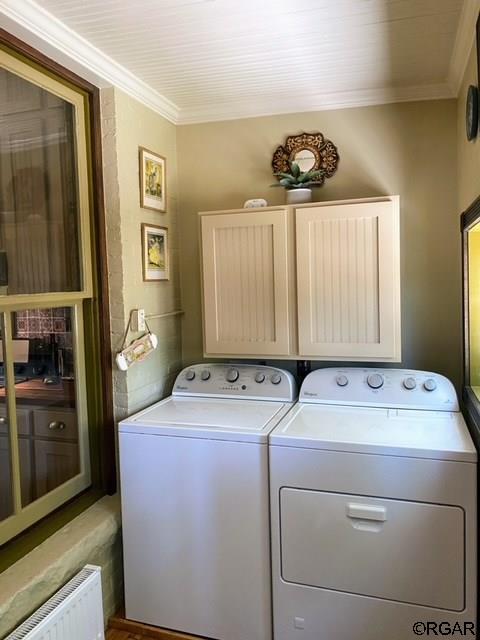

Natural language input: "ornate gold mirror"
[272,132,339,185]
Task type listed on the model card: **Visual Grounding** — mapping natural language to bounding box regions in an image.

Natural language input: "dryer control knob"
[255,372,265,383]
[367,373,384,389]
[200,370,211,381]
[226,368,239,383]
[271,373,282,385]
[403,377,416,390]
[336,374,349,387]
[185,369,196,381]
[424,378,437,392]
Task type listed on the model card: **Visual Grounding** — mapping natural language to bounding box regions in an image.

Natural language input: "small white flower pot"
[286,188,312,204]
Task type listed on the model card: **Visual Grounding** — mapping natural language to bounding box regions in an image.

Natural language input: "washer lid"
[269,404,477,462]
[119,396,293,443]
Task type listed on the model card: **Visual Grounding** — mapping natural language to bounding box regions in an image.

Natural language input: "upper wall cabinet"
[201,209,292,356]
[296,199,400,359]
[199,196,401,362]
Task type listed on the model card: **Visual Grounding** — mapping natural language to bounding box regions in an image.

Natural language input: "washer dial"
[367,373,384,389]
[185,369,195,381]
[423,378,437,392]
[403,377,416,390]
[336,374,349,387]
[271,373,282,385]
[226,368,239,383]
[255,372,265,383]
[201,370,211,381]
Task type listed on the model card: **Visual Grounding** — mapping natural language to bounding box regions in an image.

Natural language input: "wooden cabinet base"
[108,611,207,640]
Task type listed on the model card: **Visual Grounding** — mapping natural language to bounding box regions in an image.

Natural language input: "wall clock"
[467,85,479,142]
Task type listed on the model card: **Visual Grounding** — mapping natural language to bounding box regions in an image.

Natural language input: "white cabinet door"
[201,209,291,356]
[296,198,400,360]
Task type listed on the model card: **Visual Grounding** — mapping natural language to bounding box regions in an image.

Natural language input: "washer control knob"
[367,373,384,389]
[185,369,196,381]
[200,370,211,381]
[403,377,416,390]
[336,374,349,387]
[424,378,437,392]
[255,372,265,383]
[226,368,239,383]
[271,373,282,385]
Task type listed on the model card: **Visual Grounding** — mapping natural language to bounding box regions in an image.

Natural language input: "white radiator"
[5,565,105,640]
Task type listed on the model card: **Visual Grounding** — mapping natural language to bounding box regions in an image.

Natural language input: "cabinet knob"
[48,421,66,431]
[0,416,7,424]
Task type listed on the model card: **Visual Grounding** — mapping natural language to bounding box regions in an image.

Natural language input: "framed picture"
[141,223,169,281]
[139,147,166,212]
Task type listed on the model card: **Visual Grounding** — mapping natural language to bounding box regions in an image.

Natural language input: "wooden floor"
[107,631,158,640]
[107,611,206,640]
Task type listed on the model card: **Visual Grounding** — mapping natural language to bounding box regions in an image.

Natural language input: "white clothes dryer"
[119,363,297,640]
[269,367,477,640]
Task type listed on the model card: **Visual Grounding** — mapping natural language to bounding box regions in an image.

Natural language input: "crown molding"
[0,0,180,123]
[177,83,455,125]
[448,0,480,95]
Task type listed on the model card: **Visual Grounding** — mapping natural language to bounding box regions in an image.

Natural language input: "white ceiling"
[0,0,477,123]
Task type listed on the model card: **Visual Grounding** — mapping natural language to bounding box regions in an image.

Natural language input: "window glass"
[0,68,82,295]
[0,321,13,521]
[468,223,480,400]
[12,307,80,503]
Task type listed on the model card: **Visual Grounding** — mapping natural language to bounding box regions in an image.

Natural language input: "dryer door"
[280,488,464,611]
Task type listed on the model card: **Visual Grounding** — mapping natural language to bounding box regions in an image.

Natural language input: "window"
[462,196,480,445]
[0,43,110,546]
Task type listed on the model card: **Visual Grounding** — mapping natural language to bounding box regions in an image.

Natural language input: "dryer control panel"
[300,368,459,411]
[173,363,297,402]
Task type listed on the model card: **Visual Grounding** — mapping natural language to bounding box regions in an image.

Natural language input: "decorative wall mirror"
[272,132,339,186]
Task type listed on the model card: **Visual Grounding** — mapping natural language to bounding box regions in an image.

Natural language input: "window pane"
[12,307,81,503]
[0,68,82,295]
[0,320,13,521]
[469,224,480,401]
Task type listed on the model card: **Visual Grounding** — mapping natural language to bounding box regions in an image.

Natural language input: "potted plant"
[271,161,323,204]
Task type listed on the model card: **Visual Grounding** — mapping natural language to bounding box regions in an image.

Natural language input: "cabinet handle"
[48,421,66,431]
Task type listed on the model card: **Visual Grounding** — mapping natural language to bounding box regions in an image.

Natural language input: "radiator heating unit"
[6,565,104,640]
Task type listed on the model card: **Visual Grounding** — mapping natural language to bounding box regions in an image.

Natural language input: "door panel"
[296,199,400,360]
[280,488,463,611]
[201,210,291,355]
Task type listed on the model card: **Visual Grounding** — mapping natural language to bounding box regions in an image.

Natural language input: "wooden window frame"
[0,28,115,569]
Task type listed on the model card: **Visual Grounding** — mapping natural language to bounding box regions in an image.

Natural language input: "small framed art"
[139,146,166,212]
[142,223,169,281]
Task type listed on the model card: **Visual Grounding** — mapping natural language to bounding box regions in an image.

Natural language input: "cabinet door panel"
[34,440,79,499]
[201,210,291,355]
[0,436,33,513]
[296,199,400,360]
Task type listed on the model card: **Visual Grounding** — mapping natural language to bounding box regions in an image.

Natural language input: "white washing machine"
[269,368,477,640]
[119,363,297,640]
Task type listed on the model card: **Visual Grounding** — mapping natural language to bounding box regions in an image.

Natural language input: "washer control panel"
[173,364,297,401]
[300,368,459,411]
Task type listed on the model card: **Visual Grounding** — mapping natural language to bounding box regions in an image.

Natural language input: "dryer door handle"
[346,503,387,522]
